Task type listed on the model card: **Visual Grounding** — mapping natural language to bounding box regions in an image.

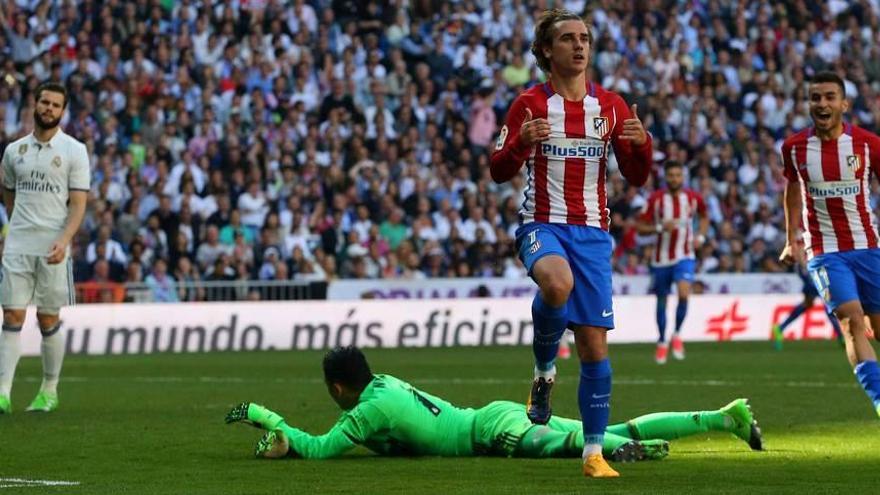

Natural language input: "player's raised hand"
[620,103,647,146]
[46,241,66,264]
[779,243,804,266]
[519,108,551,146]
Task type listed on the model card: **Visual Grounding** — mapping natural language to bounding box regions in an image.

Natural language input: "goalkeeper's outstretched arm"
[226,401,387,459]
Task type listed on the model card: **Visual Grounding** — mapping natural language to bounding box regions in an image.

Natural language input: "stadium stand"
[1,0,879,302]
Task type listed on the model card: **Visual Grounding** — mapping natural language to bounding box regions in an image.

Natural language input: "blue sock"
[656,296,667,343]
[779,303,807,331]
[828,313,843,341]
[854,360,880,407]
[579,359,612,449]
[674,298,688,332]
[532,294,568,372]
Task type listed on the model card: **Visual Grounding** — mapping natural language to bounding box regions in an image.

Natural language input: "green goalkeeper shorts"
[472,401,534,457]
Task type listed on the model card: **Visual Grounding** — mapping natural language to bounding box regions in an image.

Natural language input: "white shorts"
[0,253,75,314]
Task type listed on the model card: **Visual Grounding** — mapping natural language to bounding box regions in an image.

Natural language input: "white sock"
[582,443,602,459]
[0,326,23,398]
[534,365,557,381]
[40,324,65,396]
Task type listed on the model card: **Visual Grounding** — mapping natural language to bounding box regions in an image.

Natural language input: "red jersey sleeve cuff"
[509,135,532,161]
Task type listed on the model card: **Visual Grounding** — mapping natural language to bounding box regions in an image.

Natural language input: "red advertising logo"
[769,303,833,340]
[705,301,749,341]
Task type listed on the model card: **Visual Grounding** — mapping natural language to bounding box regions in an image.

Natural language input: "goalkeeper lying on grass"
[225,346,763,461]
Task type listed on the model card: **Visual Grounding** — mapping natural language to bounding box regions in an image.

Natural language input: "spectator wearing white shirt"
[351,204,373,244]
[195,225,230,272]
[165,150,206,198]
[86,225,128,265]
[459,207,497,244]
[237,181,270,231]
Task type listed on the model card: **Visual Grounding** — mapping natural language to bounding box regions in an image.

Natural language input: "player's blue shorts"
[515,223,614,329]
[649,259,696,297]
[807,249,880,313]
[797,266,819,299]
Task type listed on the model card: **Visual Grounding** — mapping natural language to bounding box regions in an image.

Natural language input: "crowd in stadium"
[1,0,880,302]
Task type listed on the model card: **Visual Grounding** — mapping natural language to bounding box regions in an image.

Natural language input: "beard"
[34,109,61,130]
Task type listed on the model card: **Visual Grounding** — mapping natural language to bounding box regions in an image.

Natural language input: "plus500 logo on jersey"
[541,138,606,159]
[807,180,862,198]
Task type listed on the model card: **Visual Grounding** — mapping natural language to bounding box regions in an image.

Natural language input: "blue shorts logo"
[529,240,541,254]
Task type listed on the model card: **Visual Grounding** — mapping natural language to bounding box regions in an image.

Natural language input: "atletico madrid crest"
[592,116,609,138]
[846,155,862,173]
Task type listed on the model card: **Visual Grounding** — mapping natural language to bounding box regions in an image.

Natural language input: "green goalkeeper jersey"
[280,374,477,459]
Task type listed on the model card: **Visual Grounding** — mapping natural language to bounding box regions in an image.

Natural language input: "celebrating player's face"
[547,20,591,75]
[665,166,684,192]
[808,82,848,134]
[34,90,65,130]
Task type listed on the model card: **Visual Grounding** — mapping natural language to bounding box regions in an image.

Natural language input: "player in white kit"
[0,82,90,413]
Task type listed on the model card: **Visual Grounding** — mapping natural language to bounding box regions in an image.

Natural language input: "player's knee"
[575,330,608,361]
[838,313,866,337]
[540,279,573,306]
[2,309,25,327]
[36,313,60,334]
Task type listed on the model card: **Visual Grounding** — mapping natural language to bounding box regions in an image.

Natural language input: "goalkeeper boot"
[720,398,763,451]
[526,376,554,425]
[255,430,291,459]
[771,324,784,351]
[0,394,10,414]
[25,391,58,412]
[225,402,284,430]
[609,440,669,462]
[583,454,620,478]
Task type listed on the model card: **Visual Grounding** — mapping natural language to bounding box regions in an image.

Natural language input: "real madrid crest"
[18,144,27,155]
[52,155,62,168]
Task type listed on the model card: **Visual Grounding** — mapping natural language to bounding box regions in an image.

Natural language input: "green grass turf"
[0,341,877,494]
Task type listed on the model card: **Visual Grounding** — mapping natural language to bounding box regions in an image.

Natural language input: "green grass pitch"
[0,341,877,494]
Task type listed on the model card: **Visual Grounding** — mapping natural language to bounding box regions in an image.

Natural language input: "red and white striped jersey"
[640,189,706,266]
[490,81,652,230]
[781,124,880,259]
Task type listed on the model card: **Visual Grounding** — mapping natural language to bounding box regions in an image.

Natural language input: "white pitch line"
[17,375,860,389]
[0,478,80,488]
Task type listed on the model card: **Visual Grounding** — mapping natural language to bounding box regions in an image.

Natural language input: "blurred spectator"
[79,259,125,303]
[144,258,178,303]
[86,225,127,266]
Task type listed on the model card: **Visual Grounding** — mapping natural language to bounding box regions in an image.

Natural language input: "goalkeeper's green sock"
[625,410,731,441]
